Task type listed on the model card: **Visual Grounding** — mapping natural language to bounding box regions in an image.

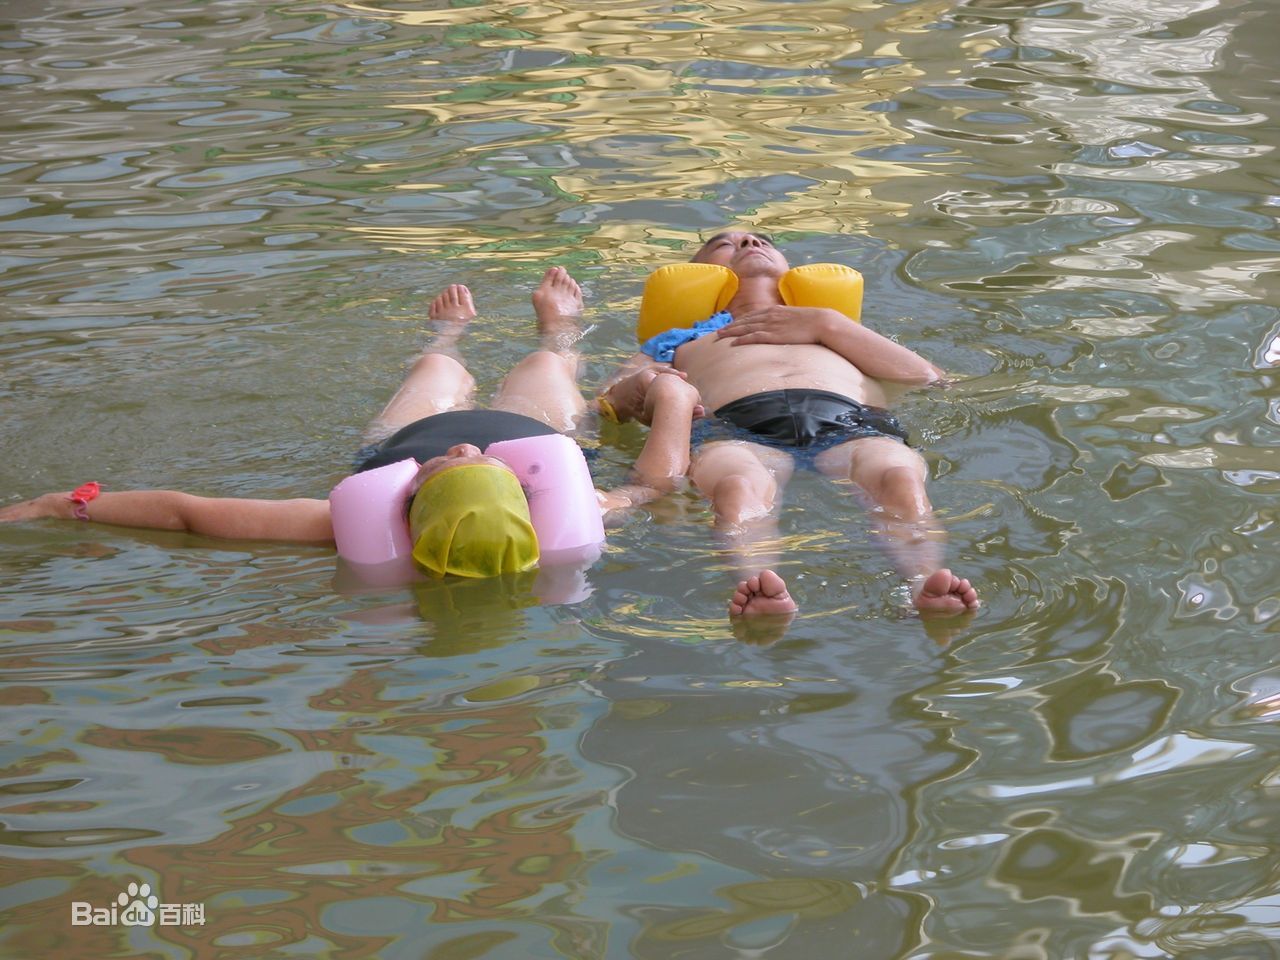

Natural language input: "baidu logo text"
[70,881,205,927]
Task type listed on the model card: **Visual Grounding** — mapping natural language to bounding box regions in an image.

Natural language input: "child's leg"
[366,285,478,441]
[489,268,587,433]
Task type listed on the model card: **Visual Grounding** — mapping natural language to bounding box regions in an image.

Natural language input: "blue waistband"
[639,311,734,363]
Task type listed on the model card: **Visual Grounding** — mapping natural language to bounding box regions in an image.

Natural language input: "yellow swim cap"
[408,464,540,578]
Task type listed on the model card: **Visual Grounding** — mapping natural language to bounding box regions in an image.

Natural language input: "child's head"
[408,461,539,578]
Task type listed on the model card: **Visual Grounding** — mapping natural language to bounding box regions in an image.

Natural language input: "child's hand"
[0,493,67,522]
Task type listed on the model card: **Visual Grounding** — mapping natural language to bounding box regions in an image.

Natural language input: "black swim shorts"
[699,389,909,454]
[353,409,558,473]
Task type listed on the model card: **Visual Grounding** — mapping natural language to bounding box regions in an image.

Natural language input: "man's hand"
[601,368,701,423]
[715,305,840,346]
[638,370,702,426]
[724,306,945,383]
[598,371,701,516]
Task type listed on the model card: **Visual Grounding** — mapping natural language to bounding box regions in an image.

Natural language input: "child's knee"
[411,351,469,381]
[515,350,574,379]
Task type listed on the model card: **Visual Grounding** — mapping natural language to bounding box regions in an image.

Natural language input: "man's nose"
[446,443,482,458]
[740,234,764,248]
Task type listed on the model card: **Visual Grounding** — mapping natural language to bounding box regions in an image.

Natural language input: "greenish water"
[1,0,1279,957]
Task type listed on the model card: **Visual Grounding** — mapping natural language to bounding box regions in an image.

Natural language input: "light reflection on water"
[2,0,1280,956]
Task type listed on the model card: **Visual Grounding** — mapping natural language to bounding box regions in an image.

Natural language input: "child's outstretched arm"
[597,370,701,514]
[0,489,334,543]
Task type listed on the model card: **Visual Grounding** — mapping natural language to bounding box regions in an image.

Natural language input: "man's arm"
[596,351,670,420]
[598,372,699,514]
[598,354,699,424]
[817,313,944,384]
[0,490,334,542]
[717,306,944,384]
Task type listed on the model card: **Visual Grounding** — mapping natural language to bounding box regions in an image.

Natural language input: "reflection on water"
[3,0,1280,956]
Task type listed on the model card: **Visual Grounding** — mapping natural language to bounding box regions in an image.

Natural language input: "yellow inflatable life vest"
[636,262,864,344]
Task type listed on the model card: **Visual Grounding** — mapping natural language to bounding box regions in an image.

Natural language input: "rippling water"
[2,0,1279,957]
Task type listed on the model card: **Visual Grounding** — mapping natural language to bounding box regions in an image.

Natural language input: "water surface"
[2,0,1279,957]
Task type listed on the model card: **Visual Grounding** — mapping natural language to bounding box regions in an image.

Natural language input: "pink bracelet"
[67,482,100,521]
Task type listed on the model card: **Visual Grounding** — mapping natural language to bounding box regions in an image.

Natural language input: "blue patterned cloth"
[638,311,734,363]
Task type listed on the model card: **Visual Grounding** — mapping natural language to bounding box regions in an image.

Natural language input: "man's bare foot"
[729,569,798,616]
[428,284,476,324]
[728,569,797,645]
[914,568,980,616]
[531,267,583,344]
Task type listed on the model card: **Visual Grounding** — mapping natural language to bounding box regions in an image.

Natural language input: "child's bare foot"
[428,284,476,324]
[532,267,583,340]
[729,569,798,616]
[914,568,980,616]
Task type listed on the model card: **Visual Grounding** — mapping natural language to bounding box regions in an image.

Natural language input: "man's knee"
[877,464,930,519]
[711,474,773,523]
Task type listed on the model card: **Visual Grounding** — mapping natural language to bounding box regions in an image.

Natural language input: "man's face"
[691,231,789,278]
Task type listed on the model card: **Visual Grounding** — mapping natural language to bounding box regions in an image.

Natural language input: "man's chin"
[733,262,786,279]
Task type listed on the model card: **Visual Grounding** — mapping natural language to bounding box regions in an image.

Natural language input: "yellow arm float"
[636,262,864,344]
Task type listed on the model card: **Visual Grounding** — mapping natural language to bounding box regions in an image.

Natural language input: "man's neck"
[725,276,784,315]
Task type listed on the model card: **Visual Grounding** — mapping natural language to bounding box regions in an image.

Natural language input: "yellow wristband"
[597,394,620,423]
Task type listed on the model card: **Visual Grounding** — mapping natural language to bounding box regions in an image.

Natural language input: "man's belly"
[673,337,887,411]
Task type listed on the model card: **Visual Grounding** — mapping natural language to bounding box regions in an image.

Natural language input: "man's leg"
[366,285,477,440]
[489,267,586,433]
[689,440,798,618]
[814,437,979,615]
